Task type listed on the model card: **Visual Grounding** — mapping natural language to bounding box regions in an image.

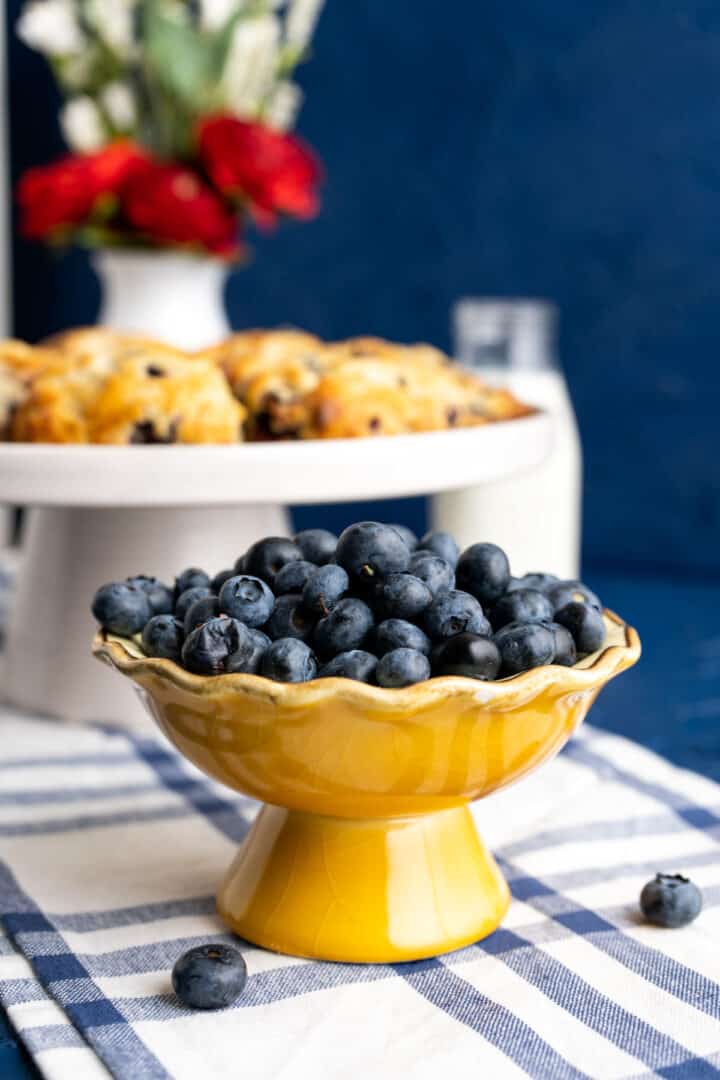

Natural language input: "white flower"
[221,14,281,117]
[100,81,137,132]
[86,0,137,58]
[17,0,86,57]
[60,96,107,152]
[199,0,241,31]
[285,0,324,51]
[264,80,302,131]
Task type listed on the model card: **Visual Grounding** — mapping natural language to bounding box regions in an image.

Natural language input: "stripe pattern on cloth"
[0,709,719,1080]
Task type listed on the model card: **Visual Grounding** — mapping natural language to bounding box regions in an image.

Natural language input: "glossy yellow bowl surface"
[94,612,640,962]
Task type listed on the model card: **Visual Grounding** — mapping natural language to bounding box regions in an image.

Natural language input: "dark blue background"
[8,0,720,579]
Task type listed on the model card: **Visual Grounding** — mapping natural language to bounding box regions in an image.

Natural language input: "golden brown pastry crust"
[204,330,325,393]
[293,343,533,439]
[0,339,59,438]
[202,330,327,438]
[45,327,182,367]
[91,352,245,444]
[9,353,107,443]
[324,337,450,370]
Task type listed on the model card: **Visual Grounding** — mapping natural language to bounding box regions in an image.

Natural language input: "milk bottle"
[433,300,581,578]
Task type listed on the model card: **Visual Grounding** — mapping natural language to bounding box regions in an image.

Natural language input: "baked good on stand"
[10,348,245,444]
[2,327,532,444]
[0,339,63,438]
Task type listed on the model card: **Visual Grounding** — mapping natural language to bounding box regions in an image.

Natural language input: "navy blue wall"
[7,2,720,578]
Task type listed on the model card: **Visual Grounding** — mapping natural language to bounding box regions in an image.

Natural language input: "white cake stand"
[0,414,551,726]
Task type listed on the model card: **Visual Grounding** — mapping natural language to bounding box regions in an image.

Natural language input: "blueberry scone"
[11,347,245,444]
[91,351,246,444]
[203,329,326,438]
[323,337,450,370]
[293,342,533,439]
[0,340,58,438]
[46,327,183,367]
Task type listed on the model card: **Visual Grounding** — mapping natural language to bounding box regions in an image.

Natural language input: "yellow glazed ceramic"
[94,611,640,963]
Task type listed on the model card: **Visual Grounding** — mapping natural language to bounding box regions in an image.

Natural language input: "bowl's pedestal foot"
[217,803,510,963]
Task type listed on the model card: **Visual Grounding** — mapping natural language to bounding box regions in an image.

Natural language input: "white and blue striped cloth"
[0,706,719,1080]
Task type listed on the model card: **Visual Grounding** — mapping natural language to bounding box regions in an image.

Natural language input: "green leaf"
[142,2,210,109]
[142,0,251,116]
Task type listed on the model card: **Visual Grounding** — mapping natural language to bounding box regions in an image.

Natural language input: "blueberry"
[431,633,501,680]
[184,594,221,634]
[243,537,303,587]
[302,564,349,616]
[175,585,214,623]
[211,568,235,593]
[219,575,275,628]
[408,553,455,597]
[233,552,249,574]
[174,567,211,600]
[172,943,247,1010]
[374,618,431,656]
[293,528,338,565]
[248,627,271,650]
[273,560,317,596]
[423,589,491,641]
[226,628,271,674]
[181,616,250,675]
[376,648,430,688]
[264,593,314,641]
[548,580,601,613]
[506,572,559,595]
[126,575,173,616]
[141,614,184,662]
[490,588,554,630]
[92,582,151,636]
[554,602,606,657]
[373,573,433,621]
[640,874,702,928]
[313,597,374,659]
[456,543,510,606]
[318,650,378,683]
[417,530,459,567]
[335,522,411,585]
[389,524,419,550]
[494,622,555,675]
[542,621,577,666]
[261,638,318,682]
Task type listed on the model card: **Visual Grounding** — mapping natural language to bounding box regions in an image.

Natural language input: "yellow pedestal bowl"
[94,611,639,964]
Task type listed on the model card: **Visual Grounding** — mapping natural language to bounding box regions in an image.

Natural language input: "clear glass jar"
[454,298,559,377]
[432,298,582,579]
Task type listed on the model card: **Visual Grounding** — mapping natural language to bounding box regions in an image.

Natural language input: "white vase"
[93,249,232,350]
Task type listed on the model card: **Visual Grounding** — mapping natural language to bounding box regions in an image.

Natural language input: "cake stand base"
[3,503,289,727]
[217,804,510,963]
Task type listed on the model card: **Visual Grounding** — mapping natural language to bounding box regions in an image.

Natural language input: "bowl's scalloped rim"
[93,609,641,712]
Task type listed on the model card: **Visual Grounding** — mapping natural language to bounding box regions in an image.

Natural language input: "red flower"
[198,115,322,226]
[17,141,146,238]
[120,162,241,257]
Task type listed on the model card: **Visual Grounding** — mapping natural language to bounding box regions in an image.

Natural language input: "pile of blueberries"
[91,522,607,687]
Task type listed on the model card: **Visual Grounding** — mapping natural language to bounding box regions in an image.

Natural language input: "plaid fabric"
[0,707,718,1080]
